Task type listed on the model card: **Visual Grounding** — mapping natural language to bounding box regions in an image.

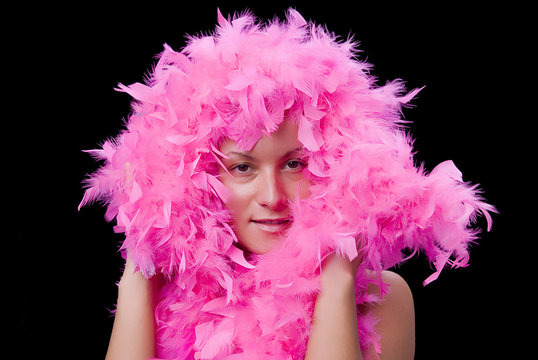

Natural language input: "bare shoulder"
[365,271,415,360]
[365,270,413,302]
[381,271,413,302]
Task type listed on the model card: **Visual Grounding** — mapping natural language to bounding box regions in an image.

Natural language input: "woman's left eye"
[284,159,306,171]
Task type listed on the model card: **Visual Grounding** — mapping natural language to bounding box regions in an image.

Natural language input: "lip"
[250,218,292,233]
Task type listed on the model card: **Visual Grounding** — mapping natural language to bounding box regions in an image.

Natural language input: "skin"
[105,120,415,359]
[217,120,311,254]
[218,120,414,359]
[105,257,157,360]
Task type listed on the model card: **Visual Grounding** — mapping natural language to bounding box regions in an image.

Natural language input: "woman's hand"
[306,254,415,360]
[305,254,364,360]
[319,254,361,295]
[105,257,157,360]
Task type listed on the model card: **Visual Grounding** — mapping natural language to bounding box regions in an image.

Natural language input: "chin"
[238,231,283,255]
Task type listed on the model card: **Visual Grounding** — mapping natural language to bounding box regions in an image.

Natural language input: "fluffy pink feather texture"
[80,9,495,359]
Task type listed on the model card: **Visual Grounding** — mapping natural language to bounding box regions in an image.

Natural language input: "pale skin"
[105,120,415,360]
[105,257,156,360]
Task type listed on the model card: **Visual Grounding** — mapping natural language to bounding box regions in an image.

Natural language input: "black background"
[8,1,527,358]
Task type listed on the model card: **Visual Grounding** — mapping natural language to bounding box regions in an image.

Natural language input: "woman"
[81,9,493,359]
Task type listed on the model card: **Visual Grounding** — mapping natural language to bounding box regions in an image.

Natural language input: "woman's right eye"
[236,164,250,172]
[231,163,252,174]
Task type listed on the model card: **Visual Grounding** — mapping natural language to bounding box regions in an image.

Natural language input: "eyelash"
[284,159,306,170]
[229,159,307,175]
[232,163,252,173]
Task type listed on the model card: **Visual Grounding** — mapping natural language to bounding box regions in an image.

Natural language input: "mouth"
[250,218,292,233]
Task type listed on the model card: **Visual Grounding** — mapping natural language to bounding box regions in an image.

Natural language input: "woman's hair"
[80,9,494,357]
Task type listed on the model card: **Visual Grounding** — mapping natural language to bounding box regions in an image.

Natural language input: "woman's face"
[218,120,311,254]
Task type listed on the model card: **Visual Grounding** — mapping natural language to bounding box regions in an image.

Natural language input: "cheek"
[222,182,255,219]
[298,179,311,200]
[287,176,311,201]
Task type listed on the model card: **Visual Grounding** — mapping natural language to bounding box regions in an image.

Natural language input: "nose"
[256,169,287,210]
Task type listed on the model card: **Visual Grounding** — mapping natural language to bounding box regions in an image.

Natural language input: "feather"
[80,8,495,360]
[129,180,142,204]
[227,246,256,269]
[297,116,321,151]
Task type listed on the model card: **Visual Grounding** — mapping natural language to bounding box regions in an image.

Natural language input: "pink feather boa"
[80,9,495,359]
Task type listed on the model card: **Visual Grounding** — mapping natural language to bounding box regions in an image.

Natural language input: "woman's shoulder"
[365,270,412,299]
[364,270,415,359]
[381,270,412,298]
[366,270,414,310]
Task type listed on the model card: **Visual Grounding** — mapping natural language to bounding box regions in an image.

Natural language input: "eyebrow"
[226,147,304,161]
[227,151,255,160]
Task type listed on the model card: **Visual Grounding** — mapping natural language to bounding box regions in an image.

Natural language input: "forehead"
[219,120,303,158]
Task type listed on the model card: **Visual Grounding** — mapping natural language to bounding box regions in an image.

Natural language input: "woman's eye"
[231,163,252,174]
[284,159,306,171]
[287,160,300,168]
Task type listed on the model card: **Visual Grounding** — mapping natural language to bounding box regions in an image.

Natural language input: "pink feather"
[80,8,495,359]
